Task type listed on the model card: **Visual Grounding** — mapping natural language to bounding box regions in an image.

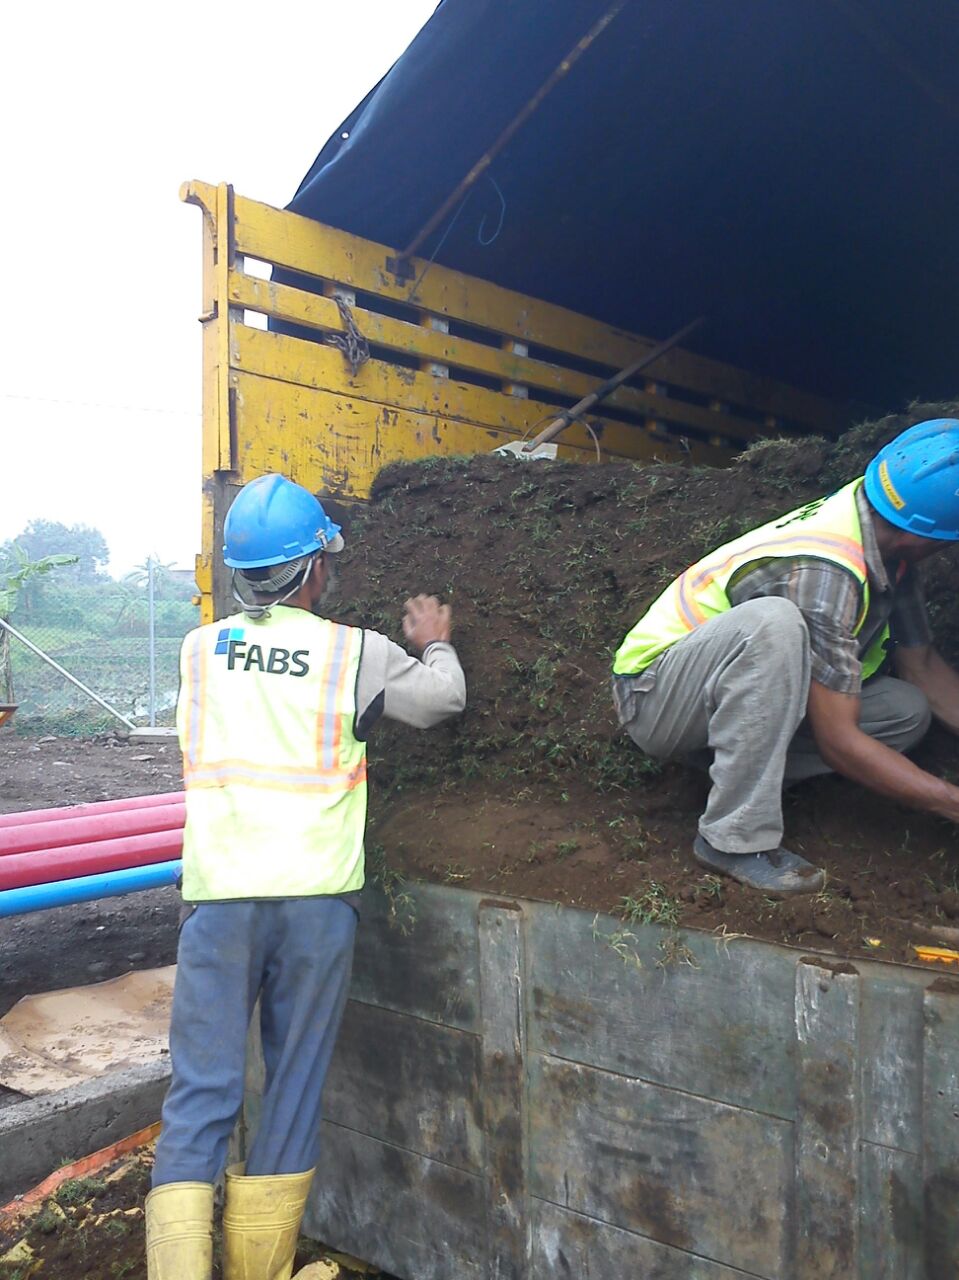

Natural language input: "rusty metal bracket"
[385,253,417,283]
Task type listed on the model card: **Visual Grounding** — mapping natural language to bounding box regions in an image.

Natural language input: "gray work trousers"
[619,597,932,853]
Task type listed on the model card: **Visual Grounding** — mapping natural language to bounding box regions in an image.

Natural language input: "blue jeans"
[152,897,356,1186]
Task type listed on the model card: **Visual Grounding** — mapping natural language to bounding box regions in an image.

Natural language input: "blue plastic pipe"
[0,860,182,918]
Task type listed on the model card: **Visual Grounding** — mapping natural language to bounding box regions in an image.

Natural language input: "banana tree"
[0,550,78,702]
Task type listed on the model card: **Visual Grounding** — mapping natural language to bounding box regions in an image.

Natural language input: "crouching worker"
[612,420,959,896]
[145,474,466,1280]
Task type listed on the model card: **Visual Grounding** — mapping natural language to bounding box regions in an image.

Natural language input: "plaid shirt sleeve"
[888,570,932,649]
[727,558,865,694]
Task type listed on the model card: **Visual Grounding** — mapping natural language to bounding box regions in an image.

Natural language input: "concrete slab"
[0,1060,170,1204]
[126,728,178,743]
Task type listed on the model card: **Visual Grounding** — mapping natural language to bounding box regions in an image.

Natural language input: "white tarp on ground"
[0,967,174,1096]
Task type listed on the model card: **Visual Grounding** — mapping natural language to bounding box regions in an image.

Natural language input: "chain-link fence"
[1,585,199,736]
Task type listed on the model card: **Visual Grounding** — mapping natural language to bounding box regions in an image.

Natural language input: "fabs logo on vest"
[214,628,310,677]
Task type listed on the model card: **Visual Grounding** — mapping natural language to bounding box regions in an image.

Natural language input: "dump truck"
[179,2,959,1275]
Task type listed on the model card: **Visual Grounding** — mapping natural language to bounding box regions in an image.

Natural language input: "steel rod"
[523,316,706,452]
[398,0,631,263]
[148,557,157,728]
[0,616,136,729]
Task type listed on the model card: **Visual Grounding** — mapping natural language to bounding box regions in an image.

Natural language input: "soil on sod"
[331,400,959,966]
[0,1148,388,1279]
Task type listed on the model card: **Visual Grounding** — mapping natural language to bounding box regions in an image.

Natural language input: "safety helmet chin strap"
[231,554,316,620]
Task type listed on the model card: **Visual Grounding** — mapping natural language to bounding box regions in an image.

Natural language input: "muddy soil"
[334,400,959,966]
[0,1146,388,1279]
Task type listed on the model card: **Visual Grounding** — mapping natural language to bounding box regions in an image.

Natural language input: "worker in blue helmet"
[145,473,466,1280]
[613,419,959,895]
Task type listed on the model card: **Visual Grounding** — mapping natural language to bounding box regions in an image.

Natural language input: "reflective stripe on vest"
[176,609,367,901]
[613,478,890,679]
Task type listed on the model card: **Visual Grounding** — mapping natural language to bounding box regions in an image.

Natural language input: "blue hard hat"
[864,420,959,541]
[223,474,343,568]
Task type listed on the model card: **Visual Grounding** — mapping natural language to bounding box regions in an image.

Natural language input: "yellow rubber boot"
[145,1181,214,1280]
[222,1163,315,1280]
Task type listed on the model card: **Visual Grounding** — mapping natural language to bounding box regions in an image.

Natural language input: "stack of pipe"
[0,792,185,918]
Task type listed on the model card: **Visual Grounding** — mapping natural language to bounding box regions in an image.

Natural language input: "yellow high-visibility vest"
[613,478,890,680]
[176,608,367,901]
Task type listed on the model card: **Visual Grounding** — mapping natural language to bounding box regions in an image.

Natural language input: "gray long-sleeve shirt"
[354,634,466,738]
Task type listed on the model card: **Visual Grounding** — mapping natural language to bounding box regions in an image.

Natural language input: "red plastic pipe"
[0,829,184,891]
[0,803,186,858]
[0,791,184,831]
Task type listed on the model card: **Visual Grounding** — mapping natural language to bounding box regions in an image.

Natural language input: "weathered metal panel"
[528,1055,792,1277]
[860,970,924,1152]
[531,1200,757,1279]
[478,899,530,1278]
[921,977,959,1276]
[350,883,480,1031]
[860,1142,923,1280]
[794,959,860,1278]
[305,1121,487,1280]
[323,1000,483,1173]
[526,902,798,1118]
[236,884,959,1279]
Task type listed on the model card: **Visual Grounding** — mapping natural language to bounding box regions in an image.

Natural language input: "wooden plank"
[528,1055,791,1277]
[228,371,725,503]
[349,884,480,1032]
[860,972,924,1152]
[531,1200,762,1280]
[229,274,771,446]
[921,977,959,1276]
[794,959,861,1279]
[525,903,798,1118]
[230,325,737,458]
[859,1143,922,1280]
[305,1121,486,1280]
[478,900,530,1279]
[230,361,725,481]
[179,180,843,433]
[323,1000,483,1173]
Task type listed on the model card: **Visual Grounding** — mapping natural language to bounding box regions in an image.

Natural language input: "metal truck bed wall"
[181,182,844,624]
[241,884,957,1279]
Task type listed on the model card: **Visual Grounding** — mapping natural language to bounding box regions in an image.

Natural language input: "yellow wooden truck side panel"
[182,180,844,621]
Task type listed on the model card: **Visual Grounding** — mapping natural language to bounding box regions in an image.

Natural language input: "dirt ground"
[0,1145,387,1279]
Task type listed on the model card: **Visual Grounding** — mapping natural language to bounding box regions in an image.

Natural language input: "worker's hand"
[402,595,452,654]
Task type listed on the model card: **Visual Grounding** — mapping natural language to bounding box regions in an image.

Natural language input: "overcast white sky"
[1,1,437,576]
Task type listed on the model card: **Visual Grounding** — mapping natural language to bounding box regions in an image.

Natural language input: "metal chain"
[326,294,370,376]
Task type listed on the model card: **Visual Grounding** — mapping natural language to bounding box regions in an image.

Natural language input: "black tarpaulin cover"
[287,0,959,413]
